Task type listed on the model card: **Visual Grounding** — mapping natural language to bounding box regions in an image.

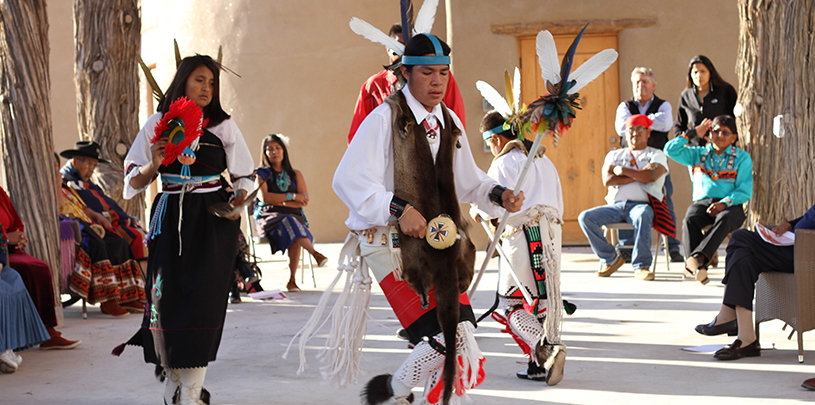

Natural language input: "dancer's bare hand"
[502,190,525,213]
[399,205,426,238]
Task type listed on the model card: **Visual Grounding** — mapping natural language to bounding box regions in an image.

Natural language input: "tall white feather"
[413,0,439,34]
[568,49,618,94]
[349,17,405,55]
[476,80,512,118]
[536,30,561,85]
[513,67,521,112]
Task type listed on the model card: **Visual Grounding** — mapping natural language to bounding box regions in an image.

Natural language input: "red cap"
[626,114,653,129]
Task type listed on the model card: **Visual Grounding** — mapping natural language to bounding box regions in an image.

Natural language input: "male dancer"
[334,33,523,404]
[347,23,465,144]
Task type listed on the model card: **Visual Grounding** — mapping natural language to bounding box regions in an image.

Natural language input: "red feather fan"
[151,97,209,166]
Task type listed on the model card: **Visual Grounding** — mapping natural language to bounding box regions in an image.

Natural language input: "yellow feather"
[504,70,515,113]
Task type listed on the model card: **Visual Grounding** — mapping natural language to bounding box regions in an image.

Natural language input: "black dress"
[127,130,241,368]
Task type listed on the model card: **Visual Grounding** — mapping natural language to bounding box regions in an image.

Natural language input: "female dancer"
[254,134,327,292]
[120,54,254,404]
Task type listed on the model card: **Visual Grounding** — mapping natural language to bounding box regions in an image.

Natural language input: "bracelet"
[489,185,508,207]
[286,192,294,201]
[399,205,413,220]
[389,196,409,217]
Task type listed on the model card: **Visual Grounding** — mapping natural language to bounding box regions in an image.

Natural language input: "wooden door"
[519,34,620,245]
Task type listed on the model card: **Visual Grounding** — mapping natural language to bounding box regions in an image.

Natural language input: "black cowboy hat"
[59,141,110,163]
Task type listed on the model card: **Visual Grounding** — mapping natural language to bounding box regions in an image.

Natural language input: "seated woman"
[60,179,146,317]
[254,134,327,292]
[1,224,51,373]
[664,115,753,284]
[695,203,815,360]
[0,187,80,350]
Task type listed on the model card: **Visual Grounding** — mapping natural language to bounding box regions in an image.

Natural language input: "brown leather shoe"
[802,377,815,391]
[100,300,130,317]
[714,339,760,360]
[40,327,81,350]
[597,256,624,277]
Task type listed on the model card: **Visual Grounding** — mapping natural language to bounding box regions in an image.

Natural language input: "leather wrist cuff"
[389,196,409,217]
[489,185,508,207]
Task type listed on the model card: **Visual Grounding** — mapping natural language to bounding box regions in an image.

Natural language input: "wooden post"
[0,0,63,322]
[737,0,815,225]
[73,0,143,221]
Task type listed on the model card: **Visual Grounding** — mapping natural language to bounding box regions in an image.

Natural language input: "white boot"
[178,367,208,405]
[0,349,18,373]
[164,368,181,404]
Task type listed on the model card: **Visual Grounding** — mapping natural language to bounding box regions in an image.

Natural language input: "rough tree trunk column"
[0,0,63,322]
[73,0,143,220]
[736,0,815,225]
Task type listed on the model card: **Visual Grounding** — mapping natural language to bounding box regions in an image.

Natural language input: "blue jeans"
[618,174,680,253]
[578,200,655,269]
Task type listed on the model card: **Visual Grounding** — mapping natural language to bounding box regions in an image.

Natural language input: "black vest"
[621,96,669,149]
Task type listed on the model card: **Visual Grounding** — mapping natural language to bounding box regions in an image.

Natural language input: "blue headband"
[482,123,508,140]
[401,33,451,66]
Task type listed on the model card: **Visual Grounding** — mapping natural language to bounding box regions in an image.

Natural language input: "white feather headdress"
[348,0,440,56]
[523,26,618,142]
[476,68,530,139]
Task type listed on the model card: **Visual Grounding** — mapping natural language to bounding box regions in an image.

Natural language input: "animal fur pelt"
[362,374,415,405]
[386,91,476,404]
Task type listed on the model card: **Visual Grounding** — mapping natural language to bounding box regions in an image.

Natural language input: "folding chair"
[244,204,315,287]
[602,222,670,273]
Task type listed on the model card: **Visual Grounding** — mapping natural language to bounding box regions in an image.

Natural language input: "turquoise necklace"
[275,169,290,192]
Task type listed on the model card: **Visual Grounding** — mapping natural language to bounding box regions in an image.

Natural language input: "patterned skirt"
[256,212,313,254]
[69,224,145,305]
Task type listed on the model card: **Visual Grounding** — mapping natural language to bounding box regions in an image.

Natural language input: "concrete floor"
[3,243,815,404]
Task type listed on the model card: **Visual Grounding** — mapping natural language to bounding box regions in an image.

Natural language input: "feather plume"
[137,54,163,102]
[513,67,521,110]
[151,97,205,166]
[558,24,588,88]
[173,39,181,68]
[568,48,618,94]
[349,17,405,55]
[412,0,439,34]
[504,70,515,113]
[476,80,511,118]
[400,0,413,40]
[536,31,561,86]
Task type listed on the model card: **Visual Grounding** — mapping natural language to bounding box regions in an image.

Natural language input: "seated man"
[59,141,148,260]
[664,115,752,285]
[578,114,669,281]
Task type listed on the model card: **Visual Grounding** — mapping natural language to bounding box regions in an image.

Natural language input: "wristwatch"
[286,192,294,201]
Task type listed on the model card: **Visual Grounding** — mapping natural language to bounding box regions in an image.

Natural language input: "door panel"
[519,34,620,245]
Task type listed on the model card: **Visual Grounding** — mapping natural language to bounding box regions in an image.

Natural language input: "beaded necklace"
[274,169,290,192]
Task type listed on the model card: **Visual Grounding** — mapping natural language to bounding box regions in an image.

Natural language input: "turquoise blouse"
[664,135,753,207]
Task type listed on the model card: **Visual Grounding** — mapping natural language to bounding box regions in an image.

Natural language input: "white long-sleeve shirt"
[123,113,254,199]
[333,85,498,230]
[614,96,673,136]
[477,148,564,221]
